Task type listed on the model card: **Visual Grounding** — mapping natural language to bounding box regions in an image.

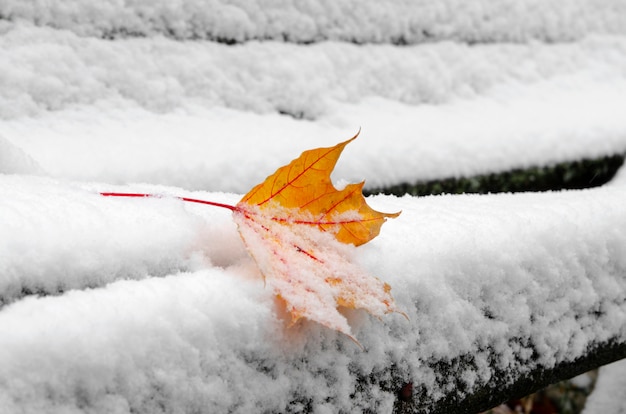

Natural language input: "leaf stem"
[100,192,237,211]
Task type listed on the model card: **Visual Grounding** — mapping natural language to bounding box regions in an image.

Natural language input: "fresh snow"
[583,359,626,414]
[1,0,625,43]
[2,178,626,413]
[2,1,626,412]
[2,24,626,190]
[0,135,43,175]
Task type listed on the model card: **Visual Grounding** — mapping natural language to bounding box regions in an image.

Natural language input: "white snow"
[0,134,43,175]
[2,1,626,412]
[612,166,626,186]
[582,359,626,414]
[1,179,626,413]
[2,23,626,190]
[233,203,400,342]
[0,176,239,306]
[1,0,625,43]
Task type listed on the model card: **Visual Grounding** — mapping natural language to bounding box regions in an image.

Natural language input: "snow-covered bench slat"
[2,0,626,44]
[2,26,626,194]
[2,26,626,122]
[1,176,625,413]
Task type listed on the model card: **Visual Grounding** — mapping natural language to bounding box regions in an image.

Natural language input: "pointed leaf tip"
[237,132,399,246]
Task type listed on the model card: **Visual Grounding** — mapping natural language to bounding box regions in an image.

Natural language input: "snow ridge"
[0,134,44,175]
[1,0,626,43]
[1,182,626,413]
[0,177,242,306]
[2,24,626,121]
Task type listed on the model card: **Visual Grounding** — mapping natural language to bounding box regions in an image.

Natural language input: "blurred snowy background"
[1,1,626,413]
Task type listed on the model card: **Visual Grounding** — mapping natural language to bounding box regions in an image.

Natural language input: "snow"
[2,177,626,412]
[5,23,626,121]
[0,176,228,306]
[613,167,626,186]
[2,23,626,190]
[1,0,625,43]
[2,1,626,412]
[233,203,400,342]
[0,134,43,175]
[582,359,626,414]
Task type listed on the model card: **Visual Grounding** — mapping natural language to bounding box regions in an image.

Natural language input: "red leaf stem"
[99,192,237,211]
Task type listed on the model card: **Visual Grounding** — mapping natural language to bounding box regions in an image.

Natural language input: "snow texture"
[0,134,43,175]
[2,1,626,412]
[1,22,626,191]
[2,180,626,413]
[582,359,626,414]
[1,0,625,43]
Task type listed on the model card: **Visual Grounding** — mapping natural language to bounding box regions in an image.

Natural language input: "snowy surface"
[1,0,626,43]
[2,176,626,412]
[2,22,626,191]
[2,1,626,412]
[583,359,626,414]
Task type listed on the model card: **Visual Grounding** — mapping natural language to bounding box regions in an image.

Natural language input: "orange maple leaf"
[101,131,402,343]
[232,132,401,341]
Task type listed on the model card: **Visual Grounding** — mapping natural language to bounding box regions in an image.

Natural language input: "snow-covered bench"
[2,159,626,413]
[2,2,626,413]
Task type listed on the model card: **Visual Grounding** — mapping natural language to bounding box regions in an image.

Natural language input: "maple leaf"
[101,131,402,343]
[232,132,401,341]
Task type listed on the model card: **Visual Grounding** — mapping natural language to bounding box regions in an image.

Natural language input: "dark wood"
[389,340,626,414]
